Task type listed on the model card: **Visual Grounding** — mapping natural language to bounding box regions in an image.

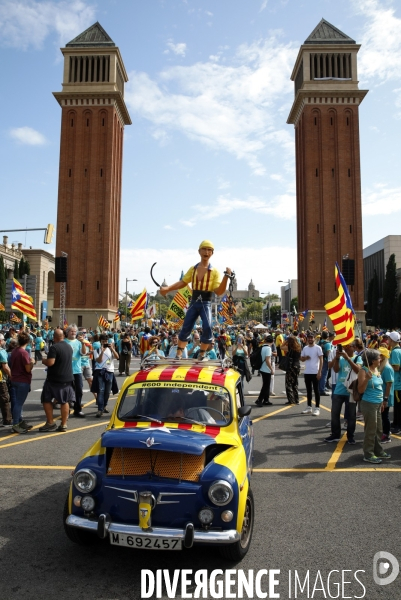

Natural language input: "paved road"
[1,360,401,599]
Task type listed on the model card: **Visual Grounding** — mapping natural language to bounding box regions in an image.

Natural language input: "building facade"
[287,19,368,325]
[52,22,131,327]
[363,235,401,301]
[231,278,260,300]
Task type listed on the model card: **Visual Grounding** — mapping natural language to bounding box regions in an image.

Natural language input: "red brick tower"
[287,19,368,324]
[53,22,131,327]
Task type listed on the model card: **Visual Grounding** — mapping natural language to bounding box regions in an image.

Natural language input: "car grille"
[107,448,205,482]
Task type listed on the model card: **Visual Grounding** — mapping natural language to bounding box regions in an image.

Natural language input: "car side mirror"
[238,405,252,418]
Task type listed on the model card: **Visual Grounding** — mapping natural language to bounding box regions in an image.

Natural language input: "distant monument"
[287,19,368,324]
[52,22,131,326]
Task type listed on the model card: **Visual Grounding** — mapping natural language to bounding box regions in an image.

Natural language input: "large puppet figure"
[160,240,232,360]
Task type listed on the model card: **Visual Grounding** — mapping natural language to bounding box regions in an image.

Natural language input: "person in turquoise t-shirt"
[34,333,44,362]
[379,346,394,443]
[358,349,390,464]
[64,325,87,418]
[325,342,362,444]
[388,331,401,433]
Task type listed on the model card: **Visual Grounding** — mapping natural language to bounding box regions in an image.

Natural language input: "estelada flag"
[11,278,37,320]
[324,263,355,346]
[113,310,121,322]
[130,289,148,321]
[98,315,109,329]
[0,302,5,311]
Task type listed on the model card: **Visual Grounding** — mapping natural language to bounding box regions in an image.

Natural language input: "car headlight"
[198,507,214,525]
[73,468,97,493]
[208,480,234,506]
[81,495,95,512]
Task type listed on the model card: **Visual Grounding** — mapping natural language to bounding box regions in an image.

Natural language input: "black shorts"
[41,380,76,405]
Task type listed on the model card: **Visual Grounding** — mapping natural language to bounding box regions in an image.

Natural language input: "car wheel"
[219,488,254,561]
[63,495,101,546]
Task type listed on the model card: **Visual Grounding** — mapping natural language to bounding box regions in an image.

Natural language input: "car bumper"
[66,514,240,545]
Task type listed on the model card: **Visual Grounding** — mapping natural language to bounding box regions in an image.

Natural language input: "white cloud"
[164,225,175,230]
[120,245,297,295]
[0,0,96,50]
[355,0,401,83]
[10,126,47,145]
[165,40,187,57]
[125,32,297,175]
[362,183,401,215]
[179,192,296,227]
[217,178,231,190]
[260,0,268,12]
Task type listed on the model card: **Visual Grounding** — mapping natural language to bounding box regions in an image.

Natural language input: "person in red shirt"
[9,329,35,433]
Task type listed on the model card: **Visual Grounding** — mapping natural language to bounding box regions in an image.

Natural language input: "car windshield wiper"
[165,416,204,426]
[127,414,163,424]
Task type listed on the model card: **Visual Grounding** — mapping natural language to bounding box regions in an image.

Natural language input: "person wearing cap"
[160,241,232,360]
[378,346,394,443]
[300,333,323,415]
[388,331,401,434]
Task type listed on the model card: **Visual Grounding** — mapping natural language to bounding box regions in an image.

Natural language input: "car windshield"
[118,383,232,426]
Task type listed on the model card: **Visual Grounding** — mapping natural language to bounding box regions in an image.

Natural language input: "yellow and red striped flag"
[0,302,5,311]
[10,312,22,323]
[130,289,148,321]
[11,278,37,320]
[324,263,355,346]
[113,310,121,322]
[98,315,109,329]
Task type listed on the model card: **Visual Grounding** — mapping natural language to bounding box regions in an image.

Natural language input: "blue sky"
[1,0,401,298]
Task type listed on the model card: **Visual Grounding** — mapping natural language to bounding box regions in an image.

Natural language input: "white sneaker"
[313,408,320,416]
[302,407,312,414]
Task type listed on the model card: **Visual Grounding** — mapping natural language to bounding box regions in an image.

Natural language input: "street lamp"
[125,278,137,325]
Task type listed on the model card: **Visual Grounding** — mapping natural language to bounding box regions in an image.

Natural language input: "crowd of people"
[0,321,400,465]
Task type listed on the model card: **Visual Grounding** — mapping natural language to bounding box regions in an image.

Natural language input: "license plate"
[109,532,182,550]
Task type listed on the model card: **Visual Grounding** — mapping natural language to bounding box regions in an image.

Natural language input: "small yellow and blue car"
[64,358,254,560]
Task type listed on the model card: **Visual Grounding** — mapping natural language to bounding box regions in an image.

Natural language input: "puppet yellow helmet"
[199,240,214,250]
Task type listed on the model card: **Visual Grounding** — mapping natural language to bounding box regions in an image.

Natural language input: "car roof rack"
[140,356,233,370]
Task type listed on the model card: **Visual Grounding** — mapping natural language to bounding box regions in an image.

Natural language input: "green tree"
[19,257,25,277]
[24,259,30,275]
[381,254,398,329]
[14,259,19,280]
[290,296,298,312]
[0,256,5,305]
[397,293,401,329]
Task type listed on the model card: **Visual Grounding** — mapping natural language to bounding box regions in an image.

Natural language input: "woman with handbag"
[281,336,301,405]
[232,335,250,386]
[357,349,390,464]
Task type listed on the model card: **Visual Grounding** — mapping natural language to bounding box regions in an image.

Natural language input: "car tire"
[219,488,254,561]
[63,495,101,546]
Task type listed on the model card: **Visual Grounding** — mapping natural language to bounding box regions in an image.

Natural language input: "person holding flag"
[160,241,233,361]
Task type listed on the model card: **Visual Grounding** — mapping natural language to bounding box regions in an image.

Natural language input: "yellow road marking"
[254,468,401,473]
[0,397,115,445]
[0,422,107,450]
[252,398,307,423]
[324,432,348,470]
[0,465,75,470]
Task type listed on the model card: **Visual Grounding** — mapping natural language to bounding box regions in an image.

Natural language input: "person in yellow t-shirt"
[160,240,232,360]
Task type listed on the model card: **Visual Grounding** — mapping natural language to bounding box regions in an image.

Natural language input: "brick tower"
[287,19,368,325]
[53,22,131,327]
